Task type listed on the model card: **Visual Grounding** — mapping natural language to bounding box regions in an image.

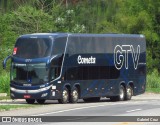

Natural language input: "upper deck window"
[14,38,52,59]
[52,37,67,55]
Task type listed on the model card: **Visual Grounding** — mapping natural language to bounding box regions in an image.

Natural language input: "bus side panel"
[61,35,146,98]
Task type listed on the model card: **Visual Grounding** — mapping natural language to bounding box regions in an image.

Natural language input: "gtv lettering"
[77,55,96,64]
[114,45,140,70]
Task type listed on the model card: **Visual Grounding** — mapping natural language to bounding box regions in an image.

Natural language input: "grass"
[146,88,160,93]
[0,71,10,94]
[146,69,160,93]
[0,104,37,111]
[0,96,11,100]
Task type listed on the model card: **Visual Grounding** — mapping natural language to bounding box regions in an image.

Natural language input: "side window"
[64,66,120,80]
[109,66,120,79]
[49,56,63,81]
[52,37,67,55]
[50,66,61,80]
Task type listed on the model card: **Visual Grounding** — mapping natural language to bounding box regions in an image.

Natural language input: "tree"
[0,0,160,74]
[11,6,54,33]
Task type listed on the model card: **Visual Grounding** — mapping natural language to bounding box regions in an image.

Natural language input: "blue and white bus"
[3,33,146,104]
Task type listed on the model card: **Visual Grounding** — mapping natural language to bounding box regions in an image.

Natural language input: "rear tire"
[37,99,46,104]
[70,87,79,103]
[26,99,35,104]
[58,87,69,104]
[110,85,125,101]
[125,85,132,100]
[119,85,125,101]
[83,97,100,102]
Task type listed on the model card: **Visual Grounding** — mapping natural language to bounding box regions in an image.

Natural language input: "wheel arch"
[119,81,126,89]
[64,83,71,94]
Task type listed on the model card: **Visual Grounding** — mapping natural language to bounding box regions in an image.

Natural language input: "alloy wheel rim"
[63,90,68,101]
[72,90,78,100]
[127,87,132,97]
[120,87,124,99]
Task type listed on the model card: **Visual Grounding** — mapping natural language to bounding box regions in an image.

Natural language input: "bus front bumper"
[10,86,61,100]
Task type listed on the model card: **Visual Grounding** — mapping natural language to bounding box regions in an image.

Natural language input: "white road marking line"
[33,99,152,116]
[126,109,142,113]
[133,101,148,103]
[33,104,108,116]
[33,102,130,116]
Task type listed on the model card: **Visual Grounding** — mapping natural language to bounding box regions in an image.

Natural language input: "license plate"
[24,95,31,99]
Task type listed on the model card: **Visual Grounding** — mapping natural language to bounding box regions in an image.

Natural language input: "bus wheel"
[119,85,125,101]
[83,97,100,102]
[26,99,35,104]
[110,85,125,101]
[70,87,79,103]
[125,85,132,100]
[37,99,46,104]
[58,87,69,104]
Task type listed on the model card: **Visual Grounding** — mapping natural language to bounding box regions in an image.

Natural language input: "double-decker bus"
[3,33,146,104]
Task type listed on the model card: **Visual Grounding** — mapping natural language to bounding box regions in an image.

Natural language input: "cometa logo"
[77,55,96,64]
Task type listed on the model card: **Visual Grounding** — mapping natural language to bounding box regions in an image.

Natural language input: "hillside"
[0,0,160,93]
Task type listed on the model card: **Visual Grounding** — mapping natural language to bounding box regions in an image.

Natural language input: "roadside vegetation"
[0,72,10,95]
[0,0,160,93]
[0,96,10,100]
[147,70,160,93]
[0,105,37,112]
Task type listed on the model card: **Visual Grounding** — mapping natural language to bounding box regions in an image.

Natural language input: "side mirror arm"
[3,55,12,69]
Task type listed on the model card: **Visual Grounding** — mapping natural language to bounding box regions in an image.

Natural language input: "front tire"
[70,87,79,103]
[37,99,46,104]
[26,99,35,104]
[58,87,69,104]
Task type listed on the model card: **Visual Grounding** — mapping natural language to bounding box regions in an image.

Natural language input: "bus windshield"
[11,63,49,85]
[14,38,52,59]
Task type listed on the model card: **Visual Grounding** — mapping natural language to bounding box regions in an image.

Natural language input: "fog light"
[41,93,48,97]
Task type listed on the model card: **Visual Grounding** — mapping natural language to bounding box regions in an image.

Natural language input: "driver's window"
[50,67,61,80]
[50,68,56,80]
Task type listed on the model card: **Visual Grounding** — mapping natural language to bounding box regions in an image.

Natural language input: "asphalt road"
[1,93,160,125]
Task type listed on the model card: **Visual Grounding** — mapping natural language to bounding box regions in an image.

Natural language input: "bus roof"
[19,33,145,39]
[19,33,68,39]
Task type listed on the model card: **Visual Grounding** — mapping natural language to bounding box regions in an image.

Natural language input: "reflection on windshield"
[11,63,49,84]
[14,38,52,59]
